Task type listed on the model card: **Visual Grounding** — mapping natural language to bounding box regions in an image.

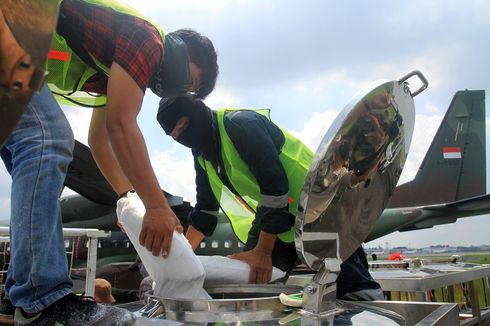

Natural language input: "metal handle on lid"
[398,70,429,97]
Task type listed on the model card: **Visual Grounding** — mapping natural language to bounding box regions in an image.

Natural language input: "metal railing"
[0,227,109,297]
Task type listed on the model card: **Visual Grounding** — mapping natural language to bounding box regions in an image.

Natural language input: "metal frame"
[135,285,459,325]
[371,265,490,324]
[371,265,490,292]
[0,227,109,297]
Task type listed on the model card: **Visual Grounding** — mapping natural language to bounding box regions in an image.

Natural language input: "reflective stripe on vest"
[198,108,314,243]
[46,0,165,107]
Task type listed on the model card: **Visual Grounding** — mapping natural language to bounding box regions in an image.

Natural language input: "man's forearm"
[107,119,168,209]
[89,108,132,195]
[186,225,205,251]
[255,231,277,254]
[105,62,181,256]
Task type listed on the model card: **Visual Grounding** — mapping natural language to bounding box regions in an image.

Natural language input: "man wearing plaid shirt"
[1,0,218,324]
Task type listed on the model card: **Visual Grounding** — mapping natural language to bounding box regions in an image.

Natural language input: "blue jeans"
[1,85,74,313]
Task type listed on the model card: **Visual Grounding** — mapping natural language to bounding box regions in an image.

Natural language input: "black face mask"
[175,104,215,160]
[157,96,194,135]
[157,96,216,160]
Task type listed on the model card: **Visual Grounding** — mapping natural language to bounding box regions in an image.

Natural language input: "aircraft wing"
[65,140,186,207]
[366,194,490,241]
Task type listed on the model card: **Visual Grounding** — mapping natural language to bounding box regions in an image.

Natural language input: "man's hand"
[139,206,183,257]
[229,248,273,284]
[229,231,276,283]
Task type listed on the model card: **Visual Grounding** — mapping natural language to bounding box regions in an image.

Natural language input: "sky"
[1,0,489,249]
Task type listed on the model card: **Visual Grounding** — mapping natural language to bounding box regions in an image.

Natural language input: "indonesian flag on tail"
[443,146,462,159]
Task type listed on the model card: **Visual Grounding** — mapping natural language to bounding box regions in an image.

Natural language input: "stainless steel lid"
[295,72,426,270]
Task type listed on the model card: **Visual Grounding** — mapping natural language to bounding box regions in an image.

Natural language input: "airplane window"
[125,242,130,249]
[200,242,206,249]
[224,240,231,248]
[211,240,219,248]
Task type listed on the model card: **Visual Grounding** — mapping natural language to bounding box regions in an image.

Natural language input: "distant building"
[387,246,418,254]
[364,246,384,255]
[420,245,458,253]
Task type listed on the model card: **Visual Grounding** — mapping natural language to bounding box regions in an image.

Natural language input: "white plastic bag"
[116,193,210,299]
[199,255,286,286]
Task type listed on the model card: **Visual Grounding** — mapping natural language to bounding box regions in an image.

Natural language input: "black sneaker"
[14,293,135,325]
[0,294,15,311]
[0,295,15,324]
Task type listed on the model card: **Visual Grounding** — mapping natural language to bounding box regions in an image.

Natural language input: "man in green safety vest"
[1,0,218,324]
[157,95,383,300]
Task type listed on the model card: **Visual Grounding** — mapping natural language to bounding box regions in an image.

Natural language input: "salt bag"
[116,193,210,299]
[198,255,287,286]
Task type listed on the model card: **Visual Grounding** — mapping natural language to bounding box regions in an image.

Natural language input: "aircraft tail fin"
[390,89,486,207]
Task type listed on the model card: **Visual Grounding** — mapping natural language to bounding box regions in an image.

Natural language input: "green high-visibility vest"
[46,0,165,107]
[198,109,313,243]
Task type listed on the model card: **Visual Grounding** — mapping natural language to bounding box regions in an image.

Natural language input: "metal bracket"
[302,257,341,314]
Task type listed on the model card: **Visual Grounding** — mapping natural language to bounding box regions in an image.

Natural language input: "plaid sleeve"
[113,18,163,92]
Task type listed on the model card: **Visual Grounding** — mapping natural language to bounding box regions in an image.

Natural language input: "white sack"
[199,255,286,286]
[116,193,210,299]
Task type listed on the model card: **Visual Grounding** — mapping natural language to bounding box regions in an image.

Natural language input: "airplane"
[366,89,489,241]
[62,88,489,248]
[2,89,487,300]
